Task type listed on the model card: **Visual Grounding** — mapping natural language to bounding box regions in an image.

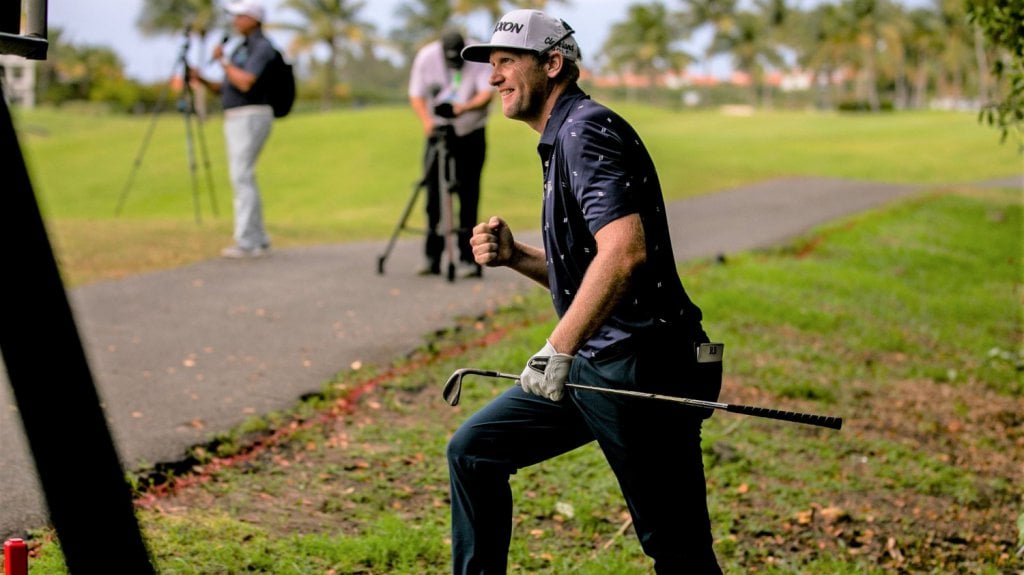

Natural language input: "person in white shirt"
[408,30,494,277]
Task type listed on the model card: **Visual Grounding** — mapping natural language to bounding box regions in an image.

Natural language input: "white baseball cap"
[225,0,265,22]
[461,9,579,64]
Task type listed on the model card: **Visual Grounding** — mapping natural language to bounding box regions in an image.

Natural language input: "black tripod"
[115,26,217,223]
[378,125,460,282]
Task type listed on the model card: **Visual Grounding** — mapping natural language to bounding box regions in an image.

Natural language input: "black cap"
[441,30,465,68]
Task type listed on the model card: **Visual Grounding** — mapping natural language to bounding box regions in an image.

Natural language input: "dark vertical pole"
[0,87,156,572]
[24,0,47,41]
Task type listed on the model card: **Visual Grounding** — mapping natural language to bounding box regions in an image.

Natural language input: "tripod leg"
[377,179,424,274]
[191,104,219,217]
[377,142,438,275]
[380,139,444,272]
[439,141,456,282]
[115,79,173,216]
[181,104,202,224]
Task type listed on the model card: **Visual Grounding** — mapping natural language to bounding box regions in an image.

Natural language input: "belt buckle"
[696,342,724,363]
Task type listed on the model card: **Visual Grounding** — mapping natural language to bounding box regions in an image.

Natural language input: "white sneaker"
[221,245,267,259]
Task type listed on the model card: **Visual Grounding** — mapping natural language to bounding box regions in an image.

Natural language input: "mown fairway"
[5,104,1022,573]
[11,104,1021,286]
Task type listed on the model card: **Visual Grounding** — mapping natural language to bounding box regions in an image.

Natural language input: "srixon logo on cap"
[494,21,525,34]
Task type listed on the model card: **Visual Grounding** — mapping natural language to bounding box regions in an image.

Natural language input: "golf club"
[443,367,843,430]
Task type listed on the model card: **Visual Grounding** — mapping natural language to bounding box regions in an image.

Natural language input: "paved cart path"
[2,175,1018,539]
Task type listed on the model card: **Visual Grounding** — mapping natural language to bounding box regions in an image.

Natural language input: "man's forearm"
[410,96,432,132]
[548,252,631,355]
[223,62,256,93]
[509,241,549,287]
[549,215,646,355]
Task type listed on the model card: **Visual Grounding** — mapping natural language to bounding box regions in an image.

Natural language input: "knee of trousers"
[446,428,513,478]
[446,427,476,472]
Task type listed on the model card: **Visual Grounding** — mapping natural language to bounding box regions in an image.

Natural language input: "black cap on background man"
[441,30,465,69]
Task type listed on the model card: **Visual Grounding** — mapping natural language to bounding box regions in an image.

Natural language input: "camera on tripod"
[434,102,456,119]
[429,81,459,120]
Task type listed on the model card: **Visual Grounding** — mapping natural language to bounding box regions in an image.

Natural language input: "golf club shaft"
[451,370,842,430]
[565,383,842,430]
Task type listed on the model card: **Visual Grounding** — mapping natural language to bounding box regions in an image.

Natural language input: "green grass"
[11,105,1021,286]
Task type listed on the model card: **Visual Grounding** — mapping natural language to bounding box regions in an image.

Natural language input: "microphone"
[209,33,230,65]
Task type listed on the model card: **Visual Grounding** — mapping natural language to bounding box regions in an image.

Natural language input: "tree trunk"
[911,66,928,109]
[973,23,990,103]
[322,39,337,111]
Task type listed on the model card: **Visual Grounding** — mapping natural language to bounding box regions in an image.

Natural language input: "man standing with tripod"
[192,0,275,259]
[408,30,494,277]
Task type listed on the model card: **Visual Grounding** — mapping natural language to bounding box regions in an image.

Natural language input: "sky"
[47,0,636,83]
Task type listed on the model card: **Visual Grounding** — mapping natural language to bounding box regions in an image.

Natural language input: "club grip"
[726,404,843,430]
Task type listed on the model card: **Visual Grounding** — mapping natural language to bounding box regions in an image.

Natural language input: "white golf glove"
[520,340,574,401]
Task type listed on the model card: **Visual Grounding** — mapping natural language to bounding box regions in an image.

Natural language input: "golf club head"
[442,370,465,406]
[442,368,519,406]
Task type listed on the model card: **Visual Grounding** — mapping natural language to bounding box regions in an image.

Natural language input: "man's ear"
[545,51,564,79]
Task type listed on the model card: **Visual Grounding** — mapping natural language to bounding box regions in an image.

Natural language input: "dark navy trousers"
[447,330,723,574]
[423,127,486,267]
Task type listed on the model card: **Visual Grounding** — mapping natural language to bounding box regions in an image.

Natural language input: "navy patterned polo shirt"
[222,29,276,110]
[537,84,703,358]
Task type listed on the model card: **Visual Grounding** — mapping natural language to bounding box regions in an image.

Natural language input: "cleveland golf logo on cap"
[544,35,571,51]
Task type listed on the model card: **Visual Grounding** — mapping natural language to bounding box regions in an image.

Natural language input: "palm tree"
[137,0,220,76]
[138,0,220,36]
[709,9,784,105]
[932,0,977,104]
[751,0,793,108]
[454,0,570,25]
[603,2,692,102]
[277,0,374,110]
[393,0,456,58]
[795,3,851,109]
[848,0,890,111]
[679,0,737,100]
[799,0,887,111]
[873,4,911,109]
[36,28,137,107]
[453,0,503,22]
[681,0,738,35]
[902,6,944,109]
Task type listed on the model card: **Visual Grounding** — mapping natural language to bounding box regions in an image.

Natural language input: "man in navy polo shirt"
[193,0,276,258]
[447,9,723,574]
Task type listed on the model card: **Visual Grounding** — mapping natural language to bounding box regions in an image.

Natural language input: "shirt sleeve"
[243,39,275,78]
[561,116,639,236]
[408,47,430,98]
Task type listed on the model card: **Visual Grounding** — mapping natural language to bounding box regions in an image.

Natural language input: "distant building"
[584,67,815,93]
[0,54,36,108]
